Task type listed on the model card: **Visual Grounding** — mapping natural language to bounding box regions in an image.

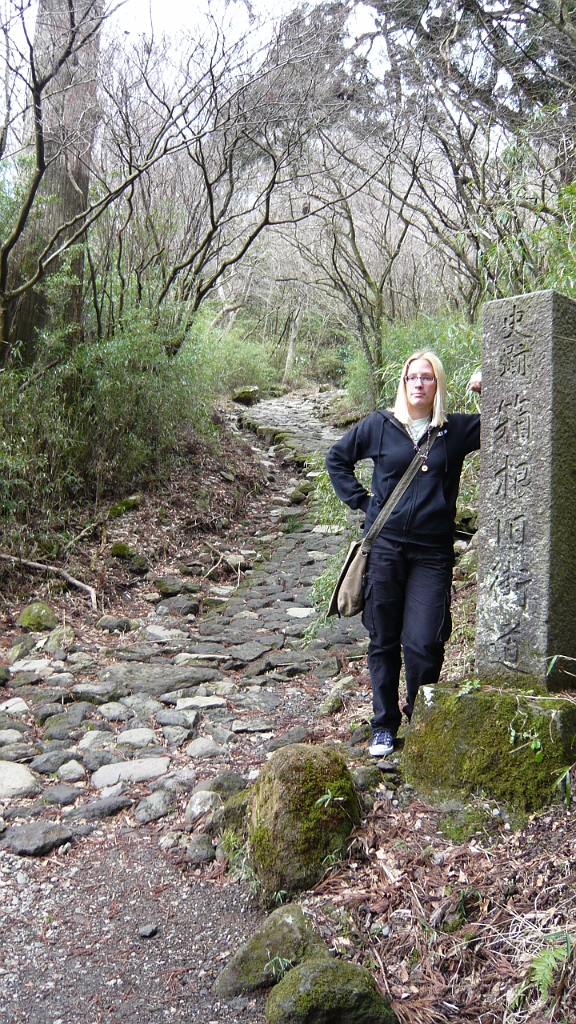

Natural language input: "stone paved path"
[0,389,373,1024]
[237,388,346,455]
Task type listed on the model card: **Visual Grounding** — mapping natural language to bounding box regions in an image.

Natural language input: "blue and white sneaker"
[368,730,395,757]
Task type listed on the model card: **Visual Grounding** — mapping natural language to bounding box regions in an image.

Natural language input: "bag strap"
[360,425,441,554]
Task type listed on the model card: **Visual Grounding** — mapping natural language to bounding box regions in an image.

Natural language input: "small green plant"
[316,789,344,808]
[264,952,295,982]
[219,829,259,892]
[456,678,481,696]
[321,850,342,867]
[408,947,420,968]
[554,764,574,808]
[509,933,574,1013]
[455,887,482,921]
[508,711,544,763]
[271,889,288,905]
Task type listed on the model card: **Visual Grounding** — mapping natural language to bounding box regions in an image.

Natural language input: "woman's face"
[404,358,437,418]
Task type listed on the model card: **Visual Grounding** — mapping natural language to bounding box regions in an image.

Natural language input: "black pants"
[361,536,454,734]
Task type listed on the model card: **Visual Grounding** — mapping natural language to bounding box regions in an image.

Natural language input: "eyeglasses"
[404,374,436,384]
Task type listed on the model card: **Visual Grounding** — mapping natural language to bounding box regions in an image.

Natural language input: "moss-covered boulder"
[403,683,576,810]
[214,906,328,997]
[265,957,398,1024]
[17,602,59,631]
[248,744,361,900]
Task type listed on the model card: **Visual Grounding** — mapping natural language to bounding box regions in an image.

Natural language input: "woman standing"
[326,352,481,756]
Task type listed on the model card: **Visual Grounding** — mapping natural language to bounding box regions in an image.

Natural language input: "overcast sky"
[111,0,379,57]
[112,0,289,37]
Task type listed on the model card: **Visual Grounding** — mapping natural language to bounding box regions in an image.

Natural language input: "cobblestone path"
[0,390,372,1024]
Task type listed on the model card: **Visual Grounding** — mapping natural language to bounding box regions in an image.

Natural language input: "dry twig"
[0,553,98,610]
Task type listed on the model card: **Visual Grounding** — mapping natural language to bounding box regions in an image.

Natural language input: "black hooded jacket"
[325,409,480,542]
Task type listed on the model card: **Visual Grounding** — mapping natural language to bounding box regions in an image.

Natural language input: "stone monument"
[476,289,576,688]
[403,290,576,809]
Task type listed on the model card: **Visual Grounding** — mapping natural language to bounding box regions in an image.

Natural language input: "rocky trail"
[0,389,376,1024]
[2,389,576,1024]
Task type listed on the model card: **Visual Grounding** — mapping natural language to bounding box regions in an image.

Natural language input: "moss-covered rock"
[232,385,260,406]
[248,744,361,900]
[17,602,59,631]
[265,957,398,1024]
[453,547,478,581]
[319,676,355,716]
[214,906,328,997]
[351,765,382,792]
[205,787,252,837]
[208,770,248,798]
[289,488,309,505]
[127,553,149,575]
[110,542,133,559]
[108,494,142,517]
[97,615,132,633]
[153,575,184,597]
[44,625,75,653]
[403,683,576,810]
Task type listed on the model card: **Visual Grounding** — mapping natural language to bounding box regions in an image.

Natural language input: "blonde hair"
[392,350,447,427]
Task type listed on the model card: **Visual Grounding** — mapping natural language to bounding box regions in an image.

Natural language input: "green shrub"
[343,350,378,414]
[0,307,283,526]
[0,326,205,518]
[185,309,278,398]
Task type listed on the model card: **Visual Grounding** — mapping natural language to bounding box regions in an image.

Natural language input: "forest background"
[0,0,574,552]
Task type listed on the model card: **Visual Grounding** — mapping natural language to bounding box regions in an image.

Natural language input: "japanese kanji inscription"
[476,291,576,687]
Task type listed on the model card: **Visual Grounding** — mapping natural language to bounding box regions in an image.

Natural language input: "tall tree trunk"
[282,306,302,385]
[11,0,102,361]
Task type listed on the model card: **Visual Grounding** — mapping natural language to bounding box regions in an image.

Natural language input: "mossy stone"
[232,385,260,406]
[206,787,252,837]
[319,693,343,715]
[110,542,133,559]
[44,625,75,653]
[214,906,328,997]
[351,766,383,792]
[454,548,478,580]
[203,596,229,609]
[209,770,247,798]
[265,957,398,1024]
[403,683,576,810]
[289,488,308,505]
[153,576,184,597]
[248,744,361,900]
[108,494,142,517]
[97,615,132,633]
[0,665,9,686]
[17,602,59,631]
[127,554,149,575]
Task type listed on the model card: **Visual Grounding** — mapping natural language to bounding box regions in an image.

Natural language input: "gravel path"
[0,389,373,1024]
[1,830,264,1024]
